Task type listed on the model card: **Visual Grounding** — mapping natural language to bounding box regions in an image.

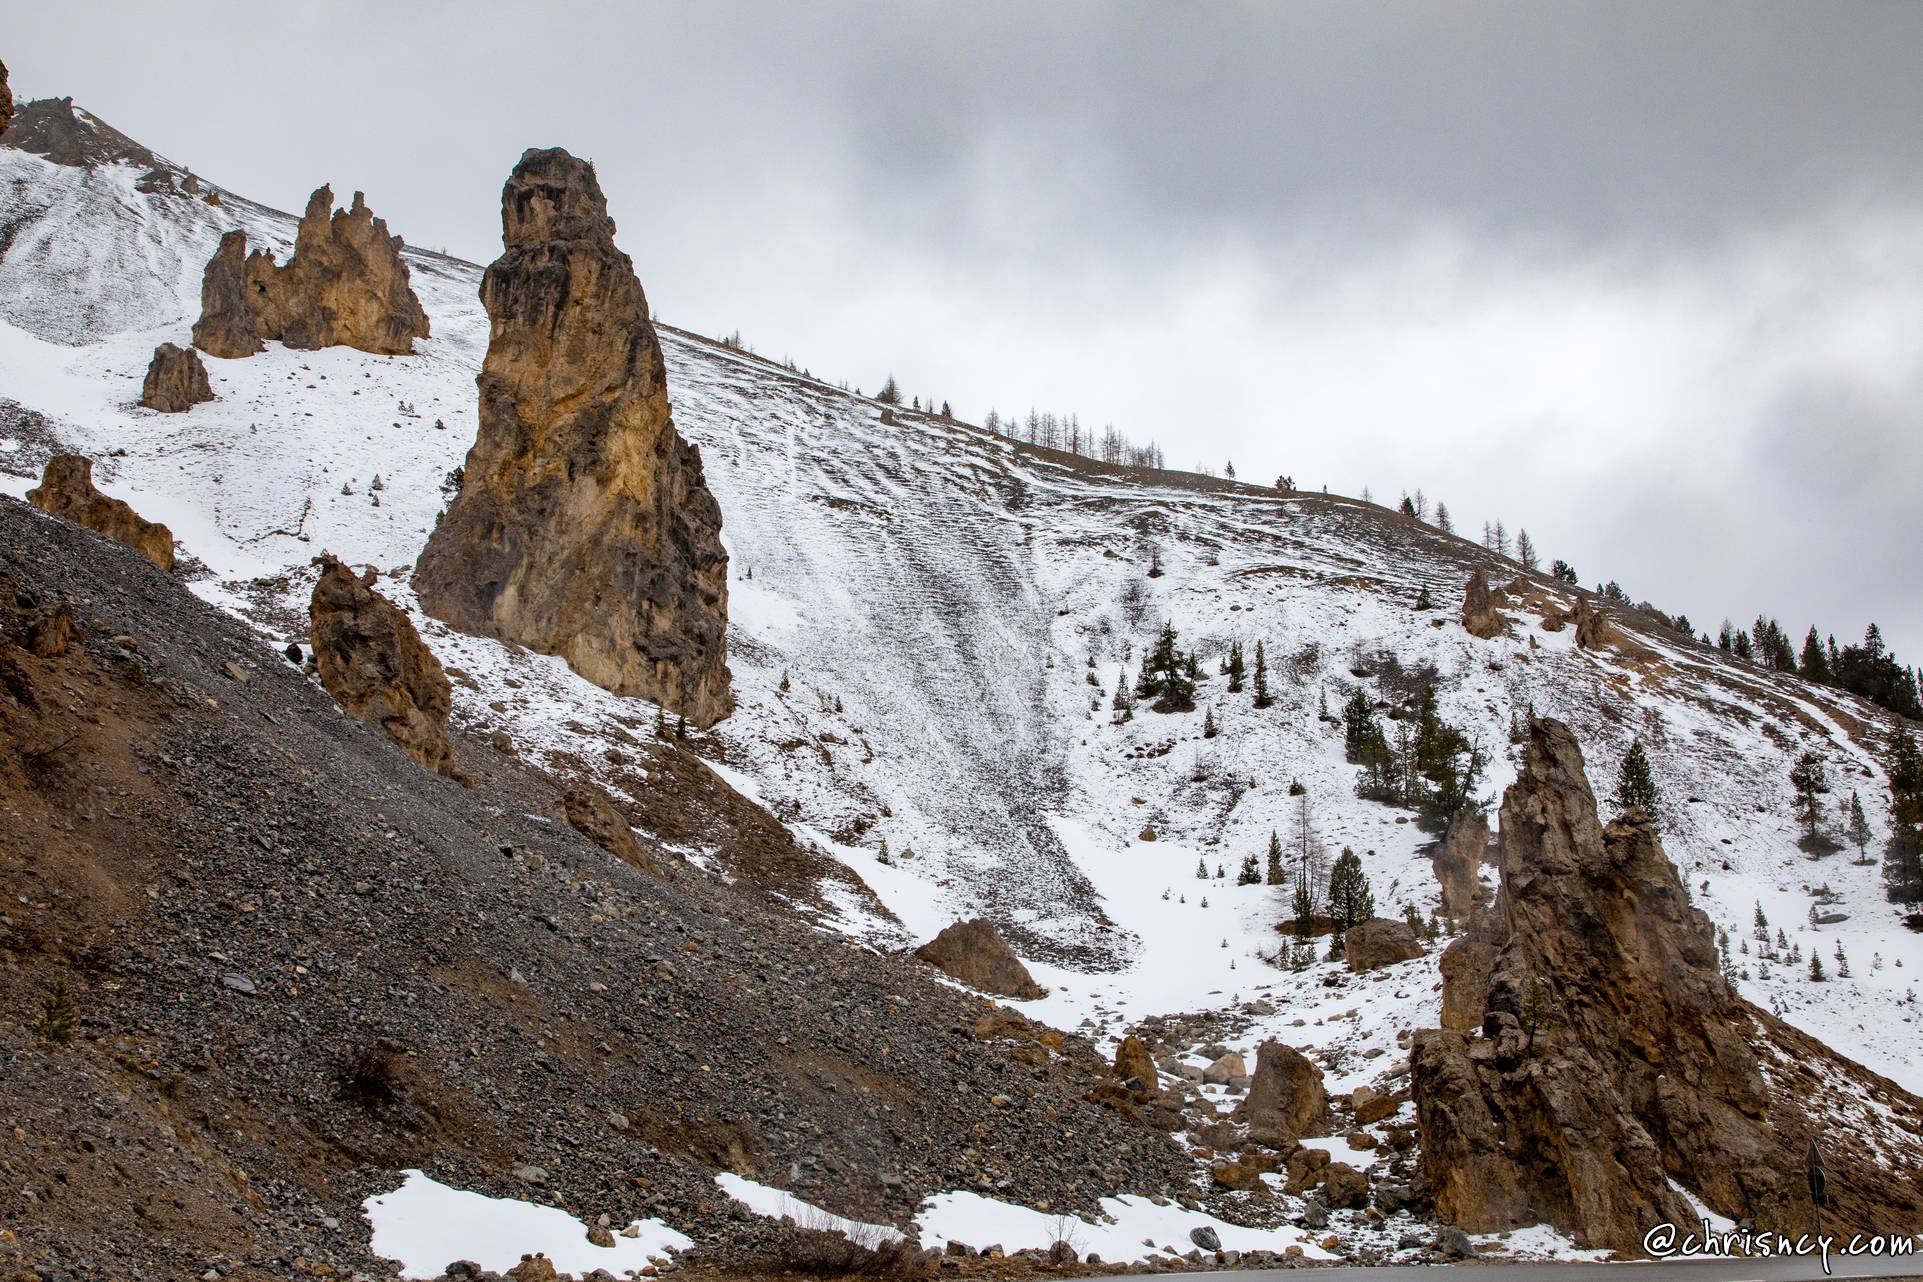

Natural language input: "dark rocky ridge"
[0,495,1193,1280]
[415,147,733,727]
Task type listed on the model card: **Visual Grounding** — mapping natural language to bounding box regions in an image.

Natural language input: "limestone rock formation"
[140,342,213,412]
[562,781,654,874]
[1430,808,1489,920]
[913,918,1046,1000]
[413,148,732,726]
[309,556,466,784]
[1236,1041,1329,1147]
[1412,717,1923,1252]
[1342,917,1423,971]
[0,59,12,138]
[191,186,429,357]
[192,230,263,357]
[2,95,163,170]
[1112,1034,1157,1089]
[26,456,174,571]
[1571,595,1612,650]
[1460,568,1503,638]
[1436,935,1496,1033]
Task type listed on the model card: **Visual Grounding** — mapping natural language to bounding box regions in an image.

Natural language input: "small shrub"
[38,978,78,1044]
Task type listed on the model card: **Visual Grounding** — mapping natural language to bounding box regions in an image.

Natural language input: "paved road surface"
[1159,1258,1923,1282]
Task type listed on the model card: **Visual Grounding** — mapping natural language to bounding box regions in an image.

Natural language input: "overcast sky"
[13,2,1923,659]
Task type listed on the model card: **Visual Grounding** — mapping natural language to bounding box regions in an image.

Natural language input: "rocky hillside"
[4,78,1922,1274]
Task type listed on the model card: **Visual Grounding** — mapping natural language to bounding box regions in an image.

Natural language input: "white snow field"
[4,123,1921,1259]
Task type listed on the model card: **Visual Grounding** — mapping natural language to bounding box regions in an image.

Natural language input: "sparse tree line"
[982,405,1168,470]
[1342,684,1486,830]
[1710,618,1921,722]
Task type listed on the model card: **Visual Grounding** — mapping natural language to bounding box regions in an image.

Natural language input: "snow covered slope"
[4,127,1919,1108]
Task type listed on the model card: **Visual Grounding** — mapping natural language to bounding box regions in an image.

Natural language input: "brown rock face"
[561,781,655,875]
[1236,1041,1329,1147]
[1430,808,1489,920]
[1436,935,1495,1033]
[913,918,1046,1000]
[1571,596,1612,650]
[0,60,12,138]
[1343,917,1424,971]
[140,342,213,412]
[1460,569,1503,638]
[191,186,429,357]
[1413,718,1923,1252]
[1112,1034,1157,1089]
[26,456,174,571]
[413,148,731,726]
[309,557,466,784]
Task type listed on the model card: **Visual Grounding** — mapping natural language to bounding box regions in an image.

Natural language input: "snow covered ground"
[4,123,1921,1194]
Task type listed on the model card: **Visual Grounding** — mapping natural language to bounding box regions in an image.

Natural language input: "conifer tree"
[1515,528,1538,570]
[1238,852,1261,885]
[1252,641,1273,708]
[1789,751,1828,843]
[1226,641,1246,693]
[37,978,77,1044]
[1887,727,1923,906]
[1434,501,1452,534]
[1800,627,1831,683]
[1265,830,1285,885]
[1203,707,1218,738]
[1846,791,1872,862]
[1614,739,1661,818]
[1196,857,1208,880]
[876,374,901,404]
[1326,847,1374,936]
[1809,951,1827,982]
[1291,868,1315,940]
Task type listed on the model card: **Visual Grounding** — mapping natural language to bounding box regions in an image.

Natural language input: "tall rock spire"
[413,148,732,726]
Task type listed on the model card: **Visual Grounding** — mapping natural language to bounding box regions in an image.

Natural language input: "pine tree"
[1613,739,1661,818]
[1238,852,1261,885]
[1753,902,1769,941]
[1291,867,1315,940]
[876,374,901,405]
[1846,791,1872,862]
[1251,641,1273,708]
[1434,501,1452,534]
[1888,727,1923,906]
[37,978,77,1044]
[1136,622,1197,710]
[1515,529,1538,570]
[1809,951,1827,982]
[1203,707,1218,738]
[1111,667,1134,723]
[1326,847,1374,936]
[1789,751,1828,843]
[1226,641,1246,693]
[1265,831,1285,885]
[1520,974,1552,1050]
[1196,858,1209,880]
[1800,626,1830,683]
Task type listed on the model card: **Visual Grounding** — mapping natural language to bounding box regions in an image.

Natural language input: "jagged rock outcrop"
[2,95,163,170]
[0,60,12,138]
[914,918,1046,1000]
[1413,718,1923,1252]
[140,342,213,412]
[1343,917,1424,971]
[562,780,654,875]
[1236,1041,1329,1147]
[1460,568,1503,638]
[191,186,429,357]
[1571,595,1612,650]
[192,230,264,357]
[1436,935,1496,1033]
[309,556,466,784]
[26,456,174,571]
[1430,808,1489,920]
[413,148,731,725]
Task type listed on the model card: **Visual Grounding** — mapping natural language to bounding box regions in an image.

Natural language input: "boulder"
[913,919,1045,1000]
[1430,807,1489,920]
[1113,1034,1157,1089]
[25,456,174,571]
[1342,917,1423,971]
[1460,569,1503,639]
[139,342,213,412]
[1209,1159,1262,1192]
[1351,1086,1403,1126]
[191,186,429,356]
[1283,1146,1330,1195]
[1436,936,1496,1033]
[413,148,732,726]
[1412,717,1923,1253]
[1201,1051,1246,1085]
[1571,596,1612,650]
[562,781,654,874]
[309,556,467,784]
[1236,1041,1328,1147]
[1320,1162,1370,1210]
